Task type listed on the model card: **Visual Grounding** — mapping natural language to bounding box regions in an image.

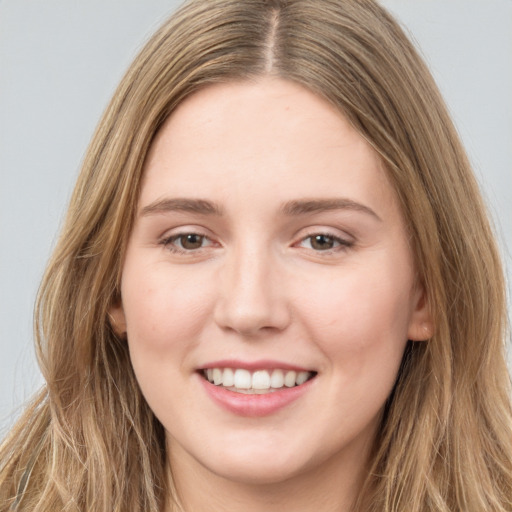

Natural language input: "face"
[111,78,431,487]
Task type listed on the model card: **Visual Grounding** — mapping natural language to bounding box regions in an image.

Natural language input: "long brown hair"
[1,1,511,510]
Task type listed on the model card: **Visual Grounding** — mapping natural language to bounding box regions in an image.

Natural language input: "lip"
[197,367,316,417]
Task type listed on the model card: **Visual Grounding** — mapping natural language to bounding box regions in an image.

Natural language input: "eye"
[298,233,352,252]
[161,232,213,253]
[176,234,207,250]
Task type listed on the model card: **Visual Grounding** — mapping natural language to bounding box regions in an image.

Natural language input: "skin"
[111,77,432,511]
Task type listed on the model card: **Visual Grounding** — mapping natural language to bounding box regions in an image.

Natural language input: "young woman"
[1,0,511,510]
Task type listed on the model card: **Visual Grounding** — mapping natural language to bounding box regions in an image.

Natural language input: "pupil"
[181,234,203,249]
[312,235,334,250]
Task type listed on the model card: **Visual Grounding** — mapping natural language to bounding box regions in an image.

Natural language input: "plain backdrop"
[1,0,511,434]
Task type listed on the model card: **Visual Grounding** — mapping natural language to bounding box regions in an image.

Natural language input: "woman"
[1,0,511,510]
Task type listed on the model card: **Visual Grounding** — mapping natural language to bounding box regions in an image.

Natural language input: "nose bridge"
[214,239,289,336]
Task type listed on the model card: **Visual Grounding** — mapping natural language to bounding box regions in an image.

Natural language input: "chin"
[168,428,317,486]
[206,452,312,486]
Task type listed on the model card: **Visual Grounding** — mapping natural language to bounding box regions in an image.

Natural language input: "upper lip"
[198,359,314,372]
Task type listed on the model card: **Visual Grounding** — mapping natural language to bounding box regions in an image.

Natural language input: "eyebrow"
[140,198,224,217]
[140,197,381,221]
[281,198,382,221]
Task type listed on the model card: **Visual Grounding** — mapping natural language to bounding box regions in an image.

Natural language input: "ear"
[108,301,127,338]
[407,283,434,341]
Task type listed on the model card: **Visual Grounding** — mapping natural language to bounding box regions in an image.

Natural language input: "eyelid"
[159,226,219,254]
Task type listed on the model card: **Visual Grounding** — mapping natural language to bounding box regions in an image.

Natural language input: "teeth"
[252,370,271,390]
[233,369,251,389]
[284,371,297,387]
[296,371,309,385]
[270,369,284,388]
[213,368,222,385]
[203,367,314,392]
[222,368,234,387]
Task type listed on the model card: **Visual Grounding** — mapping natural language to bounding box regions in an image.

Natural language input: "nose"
[213,244,291,337]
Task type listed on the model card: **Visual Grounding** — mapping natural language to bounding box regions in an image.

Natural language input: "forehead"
[140,78,397,217]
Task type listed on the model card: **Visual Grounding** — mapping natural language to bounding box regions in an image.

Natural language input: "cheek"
[121,260,215,356]
[120,262,216,420]
[294,261,413,373]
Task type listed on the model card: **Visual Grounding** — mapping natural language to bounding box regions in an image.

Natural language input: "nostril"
[213,298,291,336]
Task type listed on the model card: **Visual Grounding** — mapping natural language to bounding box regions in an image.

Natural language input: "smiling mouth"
[201,368,317,394]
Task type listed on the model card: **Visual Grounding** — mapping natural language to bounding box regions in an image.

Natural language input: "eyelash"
[159,231,353,255]
[160,232,213,254]
[297,232,353,253]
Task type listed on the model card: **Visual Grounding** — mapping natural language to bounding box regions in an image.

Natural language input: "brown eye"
[178,234,205,250]
[297,233,352,253]
[160,232,215,254]
[309,234,336,250]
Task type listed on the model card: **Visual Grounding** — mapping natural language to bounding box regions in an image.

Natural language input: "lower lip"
[199,375,315,417]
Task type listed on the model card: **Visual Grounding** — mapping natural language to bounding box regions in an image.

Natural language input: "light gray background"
[1,1,511,434]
